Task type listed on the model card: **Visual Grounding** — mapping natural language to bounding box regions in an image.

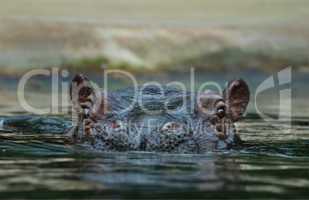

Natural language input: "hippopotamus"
[68,74,250,153]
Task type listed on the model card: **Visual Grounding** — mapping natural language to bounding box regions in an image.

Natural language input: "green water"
[0,114,309,199]
[0,71,309,199]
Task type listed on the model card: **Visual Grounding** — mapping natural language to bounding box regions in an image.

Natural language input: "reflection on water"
[0,113,309,199]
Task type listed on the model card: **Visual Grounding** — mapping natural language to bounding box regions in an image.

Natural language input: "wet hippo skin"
[68,74,250,153]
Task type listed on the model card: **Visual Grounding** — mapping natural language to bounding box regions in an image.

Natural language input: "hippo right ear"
[223,79,250,122]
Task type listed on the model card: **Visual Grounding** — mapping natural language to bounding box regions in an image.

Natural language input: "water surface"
[0,113,309,199]
[0,71,309,199]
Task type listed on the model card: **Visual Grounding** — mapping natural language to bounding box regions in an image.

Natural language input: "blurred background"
[1,0,309,74]
[0,0,308,115]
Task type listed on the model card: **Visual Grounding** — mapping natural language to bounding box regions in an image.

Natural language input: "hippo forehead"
[199,90,223,101]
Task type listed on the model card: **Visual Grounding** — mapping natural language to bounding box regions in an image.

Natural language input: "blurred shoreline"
[1,0,309,74]
[1,4,309,75]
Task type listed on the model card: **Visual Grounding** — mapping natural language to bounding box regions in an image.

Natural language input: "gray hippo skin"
[68,74,250,153]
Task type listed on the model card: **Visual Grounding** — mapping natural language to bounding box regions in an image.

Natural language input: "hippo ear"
[70,74,108,120]
[70,74,93,113]
[223,79,250,121]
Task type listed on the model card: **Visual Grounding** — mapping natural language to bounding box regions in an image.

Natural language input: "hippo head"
[69,74,250,152]
[196,79,250,148]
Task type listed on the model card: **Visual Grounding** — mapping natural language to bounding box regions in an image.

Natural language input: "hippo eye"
[167,124,171,129]
[216,105,226,118]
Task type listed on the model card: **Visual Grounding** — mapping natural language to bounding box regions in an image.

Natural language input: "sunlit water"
[0,113,309,199]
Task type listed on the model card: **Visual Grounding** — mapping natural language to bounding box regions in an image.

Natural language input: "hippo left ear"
[223,79,250,122]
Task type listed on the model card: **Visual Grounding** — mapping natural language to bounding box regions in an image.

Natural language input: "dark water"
[0,114,309,199]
